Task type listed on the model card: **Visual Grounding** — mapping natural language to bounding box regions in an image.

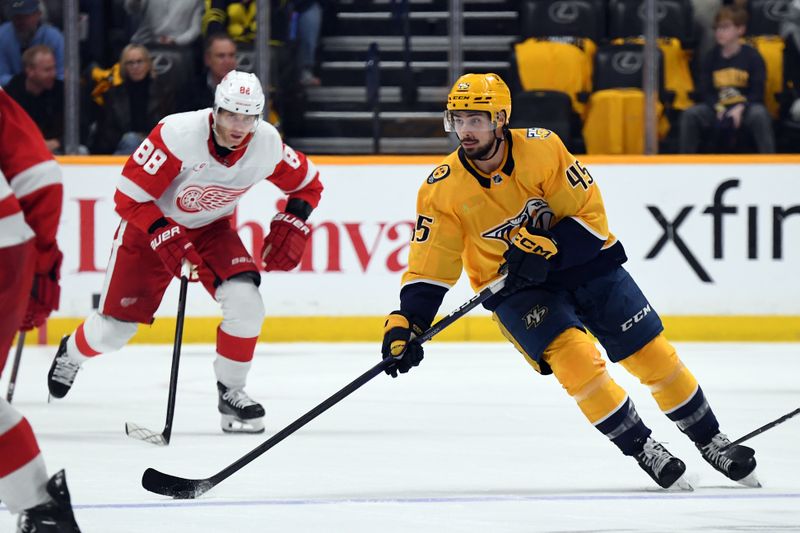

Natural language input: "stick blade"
[125,422,169,446]
[141,468,214,499]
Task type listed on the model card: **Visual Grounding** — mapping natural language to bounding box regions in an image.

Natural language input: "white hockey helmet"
[214,70,265,117]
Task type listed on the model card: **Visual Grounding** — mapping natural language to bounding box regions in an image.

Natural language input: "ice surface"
[2,342,798,532]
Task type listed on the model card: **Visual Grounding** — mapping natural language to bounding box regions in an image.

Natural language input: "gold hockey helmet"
[444,73,512,132]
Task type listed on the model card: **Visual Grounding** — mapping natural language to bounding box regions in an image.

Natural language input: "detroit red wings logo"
[176,185,249,213]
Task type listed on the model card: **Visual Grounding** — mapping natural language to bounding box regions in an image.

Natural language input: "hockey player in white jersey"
[47,71,323,434]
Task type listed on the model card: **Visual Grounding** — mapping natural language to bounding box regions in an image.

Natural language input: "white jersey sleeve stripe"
[8,160,61,199]
[282,159,319,194]
[0,212,35,247]
[117,175,157,203]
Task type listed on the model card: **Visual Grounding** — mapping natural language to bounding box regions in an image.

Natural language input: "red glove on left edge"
[21,248,62,331]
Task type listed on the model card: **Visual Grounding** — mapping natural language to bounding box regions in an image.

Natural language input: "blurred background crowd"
[0,0,798,155]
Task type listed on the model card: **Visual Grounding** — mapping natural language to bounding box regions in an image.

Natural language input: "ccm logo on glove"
[512,227,558,258]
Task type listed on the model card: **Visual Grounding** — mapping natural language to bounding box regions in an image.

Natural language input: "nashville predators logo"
[457,82,470,90]
[482,198,555,246]
[523,305,548,329]
[427,164,451,184]
[176,185,249,213]
[526,128,552,139]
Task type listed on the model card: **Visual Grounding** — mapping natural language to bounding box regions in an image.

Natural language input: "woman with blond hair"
[92,43,175,154]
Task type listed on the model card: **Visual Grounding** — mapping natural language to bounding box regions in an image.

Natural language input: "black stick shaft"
[201,278,505,489]
[727,407,800,448]
[5,332,25,403]
[161,276,188,443]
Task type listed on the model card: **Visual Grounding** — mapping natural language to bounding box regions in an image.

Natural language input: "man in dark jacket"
[3,44,63,153]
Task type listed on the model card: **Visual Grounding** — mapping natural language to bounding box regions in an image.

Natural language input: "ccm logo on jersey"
[427,164,450,184]
[621,304,652,332]
[527,128,552,139]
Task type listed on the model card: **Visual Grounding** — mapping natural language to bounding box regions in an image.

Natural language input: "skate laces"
[638,438,674,476]
[52,354,80,385]
[222,388,257,409]
[700,433,734,471]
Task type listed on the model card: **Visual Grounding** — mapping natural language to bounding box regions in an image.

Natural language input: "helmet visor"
[215,109,260,130]
[443,110,497,133]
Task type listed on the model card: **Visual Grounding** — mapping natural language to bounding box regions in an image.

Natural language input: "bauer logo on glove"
[261,212,311,271]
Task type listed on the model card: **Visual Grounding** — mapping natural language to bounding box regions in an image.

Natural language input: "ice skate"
[16,469,81,532]
[635,437,693,491]
[697,432,760,487]
[47,337,80,399]
[217,382,265,434]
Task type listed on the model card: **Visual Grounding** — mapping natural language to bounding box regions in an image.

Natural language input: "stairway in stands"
[287,0,518,154]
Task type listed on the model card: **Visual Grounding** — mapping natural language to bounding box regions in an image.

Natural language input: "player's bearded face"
[214,109,258,149]
[450,112,498,160]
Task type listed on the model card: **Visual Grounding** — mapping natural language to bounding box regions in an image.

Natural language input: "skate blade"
[666,476,694,492]
[220,414,265,434]
[736,471,761,488]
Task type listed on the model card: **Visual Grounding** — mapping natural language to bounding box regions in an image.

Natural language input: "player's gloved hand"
[149,218,202,280]
[500,225,558,296]
[21,248,63,331]
[261,212,310,271]
[381,311,425,378]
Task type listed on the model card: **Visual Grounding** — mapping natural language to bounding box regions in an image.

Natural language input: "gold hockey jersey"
[402,128,618,293]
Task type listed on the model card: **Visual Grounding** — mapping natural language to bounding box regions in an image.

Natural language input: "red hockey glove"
[149,219,203,280]
[21,248,63,331]
[261,212,310,272]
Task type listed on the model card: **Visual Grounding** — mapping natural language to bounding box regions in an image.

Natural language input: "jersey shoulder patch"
[526,128,552,139]
[426,164,451,184]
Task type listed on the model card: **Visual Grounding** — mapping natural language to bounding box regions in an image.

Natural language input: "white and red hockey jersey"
[0,89,63,261]
[115,109,323,233]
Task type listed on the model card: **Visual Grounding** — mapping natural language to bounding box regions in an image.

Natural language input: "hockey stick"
[142,275,507,498]
[724,407,800,450]
[125,274,189,446]
[5,332,26,403]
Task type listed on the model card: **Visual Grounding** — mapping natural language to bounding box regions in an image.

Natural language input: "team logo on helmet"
[457,82,470,90]
[176,185,249,213]
[482,198,555,246]
[427,164,451,184]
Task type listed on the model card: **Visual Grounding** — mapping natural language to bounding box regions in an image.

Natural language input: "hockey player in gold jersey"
[381,72,759,490]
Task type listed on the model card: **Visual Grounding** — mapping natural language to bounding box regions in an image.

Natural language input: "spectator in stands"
[125,0,203,48]
[177,33,237,112]
[781,0,800,123]
[680,6,776,153]
[91,43,174,155]
[203,0,292,46]
[3,44,63,153]
[296,0,323,86]
[0,0,64,86]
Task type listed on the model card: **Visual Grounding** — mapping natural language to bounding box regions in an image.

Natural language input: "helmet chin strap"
[476,133,504,161]
[460,130,504,161]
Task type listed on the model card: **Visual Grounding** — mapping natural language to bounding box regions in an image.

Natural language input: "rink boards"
[31,154,800,343]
